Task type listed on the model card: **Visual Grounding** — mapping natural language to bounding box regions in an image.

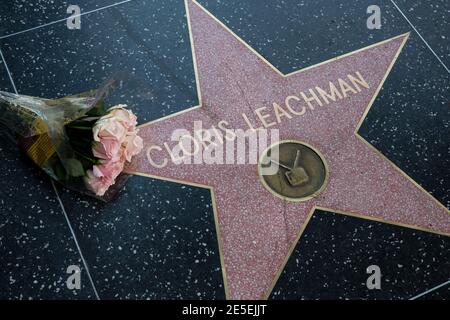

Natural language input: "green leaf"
[65,158,85,177]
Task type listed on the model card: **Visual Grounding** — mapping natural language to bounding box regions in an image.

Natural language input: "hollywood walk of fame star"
[126,0,450,299]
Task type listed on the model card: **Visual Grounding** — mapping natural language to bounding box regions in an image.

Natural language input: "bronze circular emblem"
[258,140,328,201]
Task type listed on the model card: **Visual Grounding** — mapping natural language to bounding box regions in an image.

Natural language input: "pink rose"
[123,131,143,162]
[86,105,143,196]
[92,138,121,161]
[84,160,124,196]
[84,170,110,197]
[93,160,124,180]
[103,105,137,130]
[92,117,127,142]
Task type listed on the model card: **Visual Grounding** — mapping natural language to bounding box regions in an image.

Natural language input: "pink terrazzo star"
[127,0,450,299]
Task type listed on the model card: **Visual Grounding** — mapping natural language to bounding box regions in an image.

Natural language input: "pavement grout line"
[390,0,450,74]
[409,279,450,300]
[52,181,101,300]
[0,48,18,94]
[0,0,133,40]
[2,0,447,76]
[0,47,101,300]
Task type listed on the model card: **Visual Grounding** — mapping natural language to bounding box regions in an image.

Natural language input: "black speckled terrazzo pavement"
[0,139,96,299]
[0,0,449,300]
[55,178,225,299]
[269,210,450,300]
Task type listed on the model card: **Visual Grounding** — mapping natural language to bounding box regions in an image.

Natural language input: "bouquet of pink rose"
[0,86,143,200]
[76,104,143,196]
